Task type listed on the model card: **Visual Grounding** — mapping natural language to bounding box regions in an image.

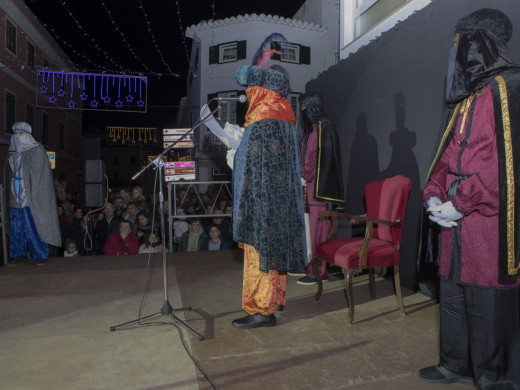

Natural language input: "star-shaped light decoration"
[68,99,76,108]
[102,96,111,104]
[136,99,145,107]
[48,96,57,104]
[39,85,48,94]
[115,99,123,108]
[57,89,66,97]
[90,99,99,108]
[80,92,88,101]
[125,94,134,103]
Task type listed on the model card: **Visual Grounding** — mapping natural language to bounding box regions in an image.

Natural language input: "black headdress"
[446,8,518,103]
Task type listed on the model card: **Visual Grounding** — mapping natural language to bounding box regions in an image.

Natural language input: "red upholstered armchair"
[313,175,412,323]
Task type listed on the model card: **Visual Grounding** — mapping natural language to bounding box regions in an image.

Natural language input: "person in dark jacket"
[200,224,231,251]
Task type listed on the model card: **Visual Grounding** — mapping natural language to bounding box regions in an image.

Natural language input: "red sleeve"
[124,234,139,254]
[423,140,454,206]
[104,234,122,255]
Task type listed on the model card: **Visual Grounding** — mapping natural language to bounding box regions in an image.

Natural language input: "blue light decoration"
[36,70,148,113]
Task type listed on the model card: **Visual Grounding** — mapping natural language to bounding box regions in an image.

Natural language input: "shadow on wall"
[345,92,423,289]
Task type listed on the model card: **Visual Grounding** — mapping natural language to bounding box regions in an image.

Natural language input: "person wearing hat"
[4,121,61,265]
[420,9,520,387]
[289,92,345,286]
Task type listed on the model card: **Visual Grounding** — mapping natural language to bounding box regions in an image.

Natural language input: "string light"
[137,0,173,75]
[99,0,161,77]
[175,0,191,66]
[209,0,216,79]
[37,70,148,112]
[59,1,129,74]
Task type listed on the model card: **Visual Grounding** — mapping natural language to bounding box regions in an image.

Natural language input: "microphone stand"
[109,104,221,340]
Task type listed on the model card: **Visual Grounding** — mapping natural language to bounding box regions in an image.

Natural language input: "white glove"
[223,122,244,149]
[426,197,443,218]
[428,201,463,222]
[429,214,458,227]
[226,149,236,170]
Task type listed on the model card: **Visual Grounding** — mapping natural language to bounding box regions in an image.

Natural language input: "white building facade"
[183,14,329,182]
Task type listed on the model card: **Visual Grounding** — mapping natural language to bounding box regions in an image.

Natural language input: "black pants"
[440,225,520,389]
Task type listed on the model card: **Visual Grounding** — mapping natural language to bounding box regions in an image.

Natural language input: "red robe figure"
[420,9,520,388]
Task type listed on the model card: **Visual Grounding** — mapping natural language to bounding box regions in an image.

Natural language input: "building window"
[209,41,246,64]
[5,19,16,55]
[26,102,34,128]
[59,122,65,150]
[42,112,49,145]
[220,42,238,63]
[281,44,300,63]
[26,41,35,70]
[5,91,16,133]
[354,0,407,38]
[217,93,237,124]
[42,57,49,69]
[271,42,310,65]
[287,93,300,122]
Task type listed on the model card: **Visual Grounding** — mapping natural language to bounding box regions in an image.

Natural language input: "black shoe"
[287,269,306,277]
[34,259,48,266]
[296,276,328,285]
[232,313,276,329]
[418,365,473,385]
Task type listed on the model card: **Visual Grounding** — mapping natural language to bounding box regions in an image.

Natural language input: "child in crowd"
[200,224,231,251]
[64,239,80,257]
[138,231,163,253]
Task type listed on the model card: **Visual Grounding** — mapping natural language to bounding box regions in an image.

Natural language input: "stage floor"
[0,250,472,390]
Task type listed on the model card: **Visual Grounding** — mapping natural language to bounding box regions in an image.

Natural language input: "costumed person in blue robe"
[5,121,61,265]
[419,9,520,388]
[230,33,307,329]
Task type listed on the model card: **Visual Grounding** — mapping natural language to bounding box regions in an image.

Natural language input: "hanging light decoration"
[107,126,158,145]
[37,70,148,112]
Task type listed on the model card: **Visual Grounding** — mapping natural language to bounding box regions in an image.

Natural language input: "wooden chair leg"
[393,265,406,316]
[368,269,376,300]
[345,270,356,324]
[313,257,323,301]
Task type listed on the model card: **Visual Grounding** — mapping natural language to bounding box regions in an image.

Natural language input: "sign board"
[164,174,196,181]
[47,151,55,169]
[163,141,195,149]
[164,160,196,181]
[164,161,195,168]
[163,128,194,149]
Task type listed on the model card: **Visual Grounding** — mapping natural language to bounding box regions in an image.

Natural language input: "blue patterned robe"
[233,65,307,273]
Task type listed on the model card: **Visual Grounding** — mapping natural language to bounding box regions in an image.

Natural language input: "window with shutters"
[220,42,237,63]
[209,41,246,64]
[5,19,16,55]
[281,44,299,64]
[271,42,310,65]
[217,92,237,124]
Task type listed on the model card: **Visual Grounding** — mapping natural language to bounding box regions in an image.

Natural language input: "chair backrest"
[363,175,412,245]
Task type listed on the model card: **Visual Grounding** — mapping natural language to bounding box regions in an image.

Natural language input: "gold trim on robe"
[495,75,518,275]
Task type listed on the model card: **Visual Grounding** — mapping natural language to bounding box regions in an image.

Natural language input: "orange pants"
[242,244,286,315]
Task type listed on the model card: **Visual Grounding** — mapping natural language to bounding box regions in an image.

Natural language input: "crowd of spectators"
[51,180,234,257]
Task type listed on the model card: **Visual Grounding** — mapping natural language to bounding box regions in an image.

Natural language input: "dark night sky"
[24,0,307,130]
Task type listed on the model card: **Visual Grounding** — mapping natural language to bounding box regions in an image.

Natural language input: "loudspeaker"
[84,183,105,208]
[85,160,105,183]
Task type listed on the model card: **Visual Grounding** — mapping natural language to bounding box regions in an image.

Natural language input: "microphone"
[217,95,248,103]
